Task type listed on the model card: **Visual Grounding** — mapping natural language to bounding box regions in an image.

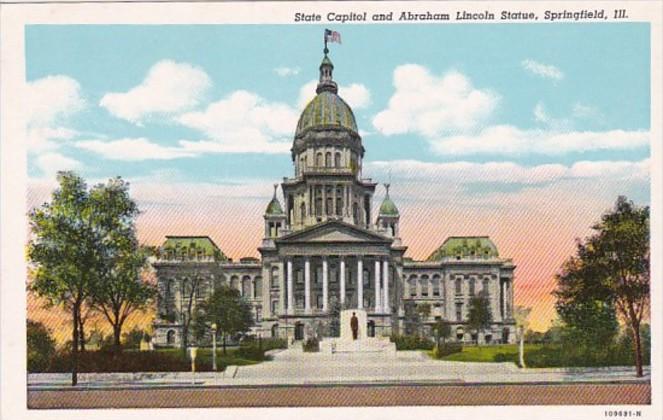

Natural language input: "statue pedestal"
[319,309,396,356]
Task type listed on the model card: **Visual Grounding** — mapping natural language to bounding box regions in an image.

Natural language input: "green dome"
[295,91,358,138]
[265,197,284,215]
[427,237,499,261]
[379,197,399,216]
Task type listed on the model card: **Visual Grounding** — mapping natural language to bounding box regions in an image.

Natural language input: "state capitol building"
[152,50,517,347]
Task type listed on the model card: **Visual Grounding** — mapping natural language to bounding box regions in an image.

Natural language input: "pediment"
[277,220,391,244]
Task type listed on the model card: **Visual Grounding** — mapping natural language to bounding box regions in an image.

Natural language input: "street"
[28,383,651,408]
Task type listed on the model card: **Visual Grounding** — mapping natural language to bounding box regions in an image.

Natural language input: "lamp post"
[189,346,198,385]
[211,322,218,372]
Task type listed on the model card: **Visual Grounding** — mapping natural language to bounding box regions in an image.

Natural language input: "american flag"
[324,29,342,44]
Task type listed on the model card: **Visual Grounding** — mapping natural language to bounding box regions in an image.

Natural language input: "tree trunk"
[222,334,227,355]
[113,324,122,355]
[78,316,86,352]
[71,304,79,386]
[631,321,643,377]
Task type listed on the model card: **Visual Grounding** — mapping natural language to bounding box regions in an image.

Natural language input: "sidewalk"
[28,348,650,390]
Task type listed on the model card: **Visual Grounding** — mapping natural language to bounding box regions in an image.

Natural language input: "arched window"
[166,330,176,345]
[254,277,262,298]
[409,276,417,297]
[271,266,279,288]
[432,275,441,296]
[421,275,429,297]
[325,152,332,167]
[242,276,252,297]
[326,196,333,215]
[271,324,279,338]
[230,275,239,291]
[335,187,343,216]
[316,152,323,167]
[335,152,341,167]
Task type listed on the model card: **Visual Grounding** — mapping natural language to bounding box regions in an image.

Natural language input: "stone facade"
[152,52,516,348]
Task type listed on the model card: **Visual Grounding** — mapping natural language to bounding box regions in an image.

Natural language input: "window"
[271,267,279,288]
[456,327,464,341]
[296,269,303,284]
[432,275,441,296]
[421,276,429,297]
[325,152,332,167]
[409,276,417,297]
[271,300,278,314]
[482,278,490,296]
[255,307,262,322]
[455,303,463,321]
[455,277,462,295]
[254,277,262,298]
[242,276,251,297]
[167,330,176,345]
[230,276,239,290]
[300,203,306,221]
[316,295,323,308]
[316,152,323,167]
[469,278,476,296]
[335,152,341,167]
[336,187,343,216]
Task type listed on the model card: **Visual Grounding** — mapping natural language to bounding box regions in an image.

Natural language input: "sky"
[25,24,651,336]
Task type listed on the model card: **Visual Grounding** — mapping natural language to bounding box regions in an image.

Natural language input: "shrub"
[432,343,463,358]
[302,337,319,352]
[390,334,434,350]
[27,320,56,373]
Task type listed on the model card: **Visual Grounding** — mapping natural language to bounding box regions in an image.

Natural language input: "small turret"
[376,184,400,238]
[264,184,286,238]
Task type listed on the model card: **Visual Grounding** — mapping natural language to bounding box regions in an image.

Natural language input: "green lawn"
[435,344,541,363]
[154,347,262,369]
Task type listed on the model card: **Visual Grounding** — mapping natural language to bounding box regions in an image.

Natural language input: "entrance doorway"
[367,320,376,337]
[294,322,304,341]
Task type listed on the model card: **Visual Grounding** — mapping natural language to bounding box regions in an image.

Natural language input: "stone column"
[383,259,390,313]
[357,258,363,309]
[340,258,346,305]
[287,260,294,313]
[322,257,329,312]
[374,259,381,312]
[500,279,505,320]
[278,262,285,314]
[304,258,311,313]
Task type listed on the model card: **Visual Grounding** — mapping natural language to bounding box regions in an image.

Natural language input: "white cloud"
[366,158,650,185]
[76,138,196,161]
[99,60,211,124]
[177,90,297,154]
[34,152,83,179]
[431,126,649,156]
[274,66,300,77]
[372,65,498,137]
[521,59,564,80]
[297,80,371,110]
[26,75,85,127]
[25,75,85,153]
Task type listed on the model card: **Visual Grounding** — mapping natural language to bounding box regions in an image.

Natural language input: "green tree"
[327,298,342,338]
[467,291,492,346]
[403,301,421,336]
[87,177,155,354]
[27,320,56,372]
[432,319,451,349]
[416,303,431,335]
[554,196,649,376]
[193,284,253,354]
[28,172,100,385]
